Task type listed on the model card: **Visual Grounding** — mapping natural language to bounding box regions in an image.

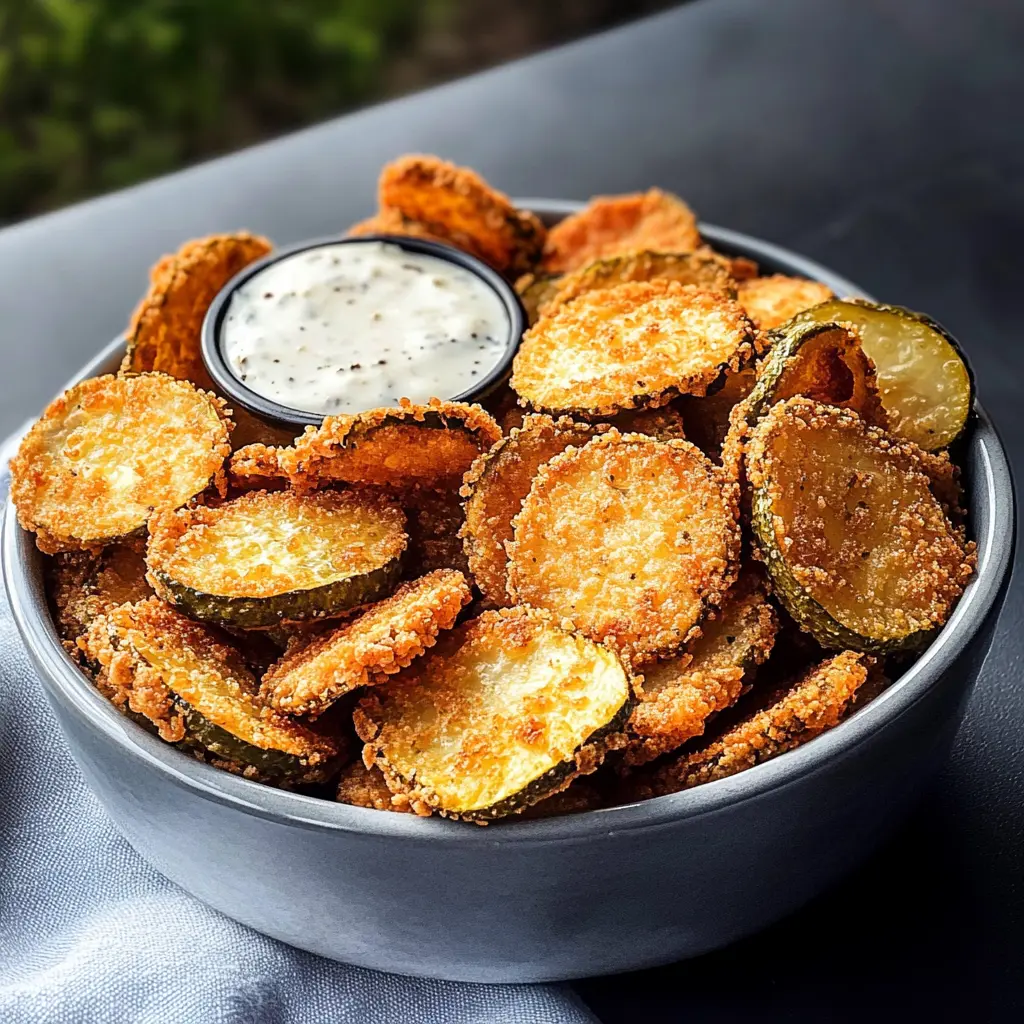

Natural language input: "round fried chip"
[540,248,735,319]
[542,189,701,274]
[122,232,272,386]
[11,374,232,553]
[261,569,472,716]
[378,155,545,276]
[282,398,502,492]
[511,280,755,418]
[737,274,833,331]
[460,414,606,606]
[507,431,741,659]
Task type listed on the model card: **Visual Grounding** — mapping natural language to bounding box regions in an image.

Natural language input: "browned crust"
[261,569,472,716]
[737,274,834,331]
[511,280,756,418]
[336,760,410,812]
[146,488,407,601]
[227,444,289,493]
[122,232,272,386]
[459,414,607,606]
[10,373,232,553]
[539,248,735,319]
[605,405,687,441]
[282,398,502,492]
[645,651,872,793]
[377,154,545,276]
[542,190,700,274]
[507,431,742,660]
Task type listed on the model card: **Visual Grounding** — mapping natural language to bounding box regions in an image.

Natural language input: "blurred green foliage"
[0,0,443,222]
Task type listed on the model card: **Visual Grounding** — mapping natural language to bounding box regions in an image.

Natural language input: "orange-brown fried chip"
[122,232,272,386]
[282,398,502,492]
[542,189,701,274]
[511,280,755,418]
[737,274,833,331]
[378,155,545,276]
[261,569,471,716]
[508,432,741,660]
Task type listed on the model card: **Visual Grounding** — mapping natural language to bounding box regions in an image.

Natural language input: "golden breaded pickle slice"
[122,232,272,385]
[508,432,741,660]
[283,399,501,492]
[542,189,701,274]
[511,280,755,418]
[460,414,605,607]
[82,598,341,783]
[378,155,545,276]
[747,397,973,652]
[262,569,471,717]
[625,570,778,765]
[645,651,872,793]
[10,374,231,553]
[540,248,735,318]
[354,607,632,821]
[737,274,833,330]
[147,489,408,629]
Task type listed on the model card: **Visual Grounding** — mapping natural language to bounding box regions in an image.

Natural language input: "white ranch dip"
[221,241,510,415]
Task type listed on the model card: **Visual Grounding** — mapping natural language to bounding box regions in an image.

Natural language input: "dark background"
[1,0,1022,1018]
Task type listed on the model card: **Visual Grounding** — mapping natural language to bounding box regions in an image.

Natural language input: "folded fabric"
[0,458,597,1024]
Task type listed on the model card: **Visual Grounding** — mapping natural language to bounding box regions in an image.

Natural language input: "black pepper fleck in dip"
[220,241,510,415]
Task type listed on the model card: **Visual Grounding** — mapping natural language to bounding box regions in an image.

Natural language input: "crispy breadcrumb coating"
[540,248,735,319]
[261,569,471,716]
[680,364,758,461]
[122,232,272,386]
[606,405,687,441]
[748,398,974,648]
[282,398,502,492]
[624,571,778,765]
[227,443,289,492]
[646,651,872,792]
[508,432,742,660]
[354,606,631,821]
[460,415,607,606]
[377,155,546,276]
[542,189,700,273]
[511,281,755,418]
[737,275,834,331]
[10,374,232,553]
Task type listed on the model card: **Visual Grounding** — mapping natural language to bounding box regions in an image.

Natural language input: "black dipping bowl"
[200,234,526,431]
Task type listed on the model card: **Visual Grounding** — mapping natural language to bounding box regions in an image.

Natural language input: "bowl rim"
[3,201,1015,845]
[199,232,526,430]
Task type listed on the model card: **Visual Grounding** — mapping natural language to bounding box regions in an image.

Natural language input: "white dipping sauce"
[221,241,510,415]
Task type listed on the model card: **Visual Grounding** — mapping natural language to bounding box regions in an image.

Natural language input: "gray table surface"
[2,0,1023,1018]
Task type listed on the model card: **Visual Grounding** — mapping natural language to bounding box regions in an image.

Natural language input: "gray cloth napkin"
[0,456,598,1024]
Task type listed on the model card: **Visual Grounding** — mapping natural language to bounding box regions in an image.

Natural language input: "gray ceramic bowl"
[3,203,1015,983]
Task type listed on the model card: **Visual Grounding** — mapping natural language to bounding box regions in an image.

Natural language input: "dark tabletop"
[2,0,1023,1018]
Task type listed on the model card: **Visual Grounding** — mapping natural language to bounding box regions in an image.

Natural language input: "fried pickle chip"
[624,571,778,765]
[540,248,735,319]
[460,415,606,606]
[82,598,340,783]
[605,405,687,441]
[146,489,408,628]
[737,274,834,331]
[354,606,632,821]
[644,651,872,793]
[10,374,232,553]
[542,189,701,274]
[48,542,153,660]
[747,398,973,652]
[378,155,545,276]
[261,569,471,716]
[507,432,741,660]
[511,280,755,419]
[122,232,272,385]
[282,399,502,492]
